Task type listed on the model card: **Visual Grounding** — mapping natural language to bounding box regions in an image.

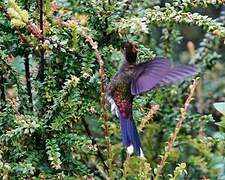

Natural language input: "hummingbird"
[106,42,198,157]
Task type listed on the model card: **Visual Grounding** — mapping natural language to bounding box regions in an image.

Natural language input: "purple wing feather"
[131,57,171,95]
[131,57,198,95]
[157,65,198,87]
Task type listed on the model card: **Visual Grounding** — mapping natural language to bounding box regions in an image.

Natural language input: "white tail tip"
[126,145,145,158]
[127,145,134,154]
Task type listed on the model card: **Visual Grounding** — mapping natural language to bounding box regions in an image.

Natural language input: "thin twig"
[79,27,112,171]
[90,158,110,180]
[95,46,112,171]
[63,15,112,173]
[187,42,204,114]
[154,78,199,180]
[138,104,160,132]
[84,33,108,135]
[81,117,109,173]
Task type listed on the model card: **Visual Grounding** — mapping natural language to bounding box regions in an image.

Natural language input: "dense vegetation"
[0,0,225,179]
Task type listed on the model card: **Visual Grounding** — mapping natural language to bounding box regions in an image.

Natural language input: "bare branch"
[154,78,199,180]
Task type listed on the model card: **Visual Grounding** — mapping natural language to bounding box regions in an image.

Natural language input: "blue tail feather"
[120,116,143,156]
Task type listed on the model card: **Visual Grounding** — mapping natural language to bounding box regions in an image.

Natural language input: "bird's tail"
[120,117,144,157]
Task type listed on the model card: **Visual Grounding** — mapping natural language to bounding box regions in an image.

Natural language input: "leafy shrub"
[0,0,225,179]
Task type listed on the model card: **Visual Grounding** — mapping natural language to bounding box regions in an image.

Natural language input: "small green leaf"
[214,102,225,115]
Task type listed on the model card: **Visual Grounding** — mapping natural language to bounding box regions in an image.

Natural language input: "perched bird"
[106,42,198,157]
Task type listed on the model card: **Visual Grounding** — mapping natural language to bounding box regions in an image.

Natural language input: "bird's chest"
[109,73,133,118]
[111,72,132,100]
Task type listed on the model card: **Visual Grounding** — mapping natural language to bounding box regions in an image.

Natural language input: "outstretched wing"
[155,65,197,88]
[131,57,198,95]
[131,57,171,95]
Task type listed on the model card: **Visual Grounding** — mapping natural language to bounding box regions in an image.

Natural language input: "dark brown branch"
[24,51,33,110]
[0,72,6,102]
[80,117,109,173]
[24,2,33,110]
[36,0,45,81]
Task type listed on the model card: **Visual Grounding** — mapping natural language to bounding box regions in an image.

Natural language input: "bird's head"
[124,42,137,64]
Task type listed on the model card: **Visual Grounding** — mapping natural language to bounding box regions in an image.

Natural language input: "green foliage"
[168,163,187,180]
[7,0,29,27]
[0,0,225,179]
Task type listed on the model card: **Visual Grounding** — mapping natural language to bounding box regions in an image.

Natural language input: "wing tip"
[186,65,199,76]
[176,64,199,75]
